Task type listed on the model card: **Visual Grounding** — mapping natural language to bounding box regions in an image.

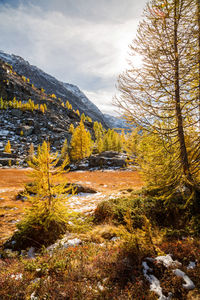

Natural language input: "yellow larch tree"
[4,140,11,153]
[70,120,92,161]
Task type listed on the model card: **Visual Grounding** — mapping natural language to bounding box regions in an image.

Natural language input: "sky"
[0,0,147,114]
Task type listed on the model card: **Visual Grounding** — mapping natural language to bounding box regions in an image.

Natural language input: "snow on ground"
[142,261,172,300]
[66,192,116,213]
[143,254,196,299]
[173,269,195,290]
[155,254,181,268]
[187,261,196,270]
[0,187,22,193]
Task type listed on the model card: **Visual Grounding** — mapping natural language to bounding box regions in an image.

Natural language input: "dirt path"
[0,169,143,245]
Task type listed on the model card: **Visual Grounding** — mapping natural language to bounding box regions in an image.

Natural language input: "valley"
[0,0,200,294]
[0,169,143,246]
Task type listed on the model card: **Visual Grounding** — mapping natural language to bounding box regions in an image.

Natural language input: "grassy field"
[0,169,143,245]
[0,169,200,299]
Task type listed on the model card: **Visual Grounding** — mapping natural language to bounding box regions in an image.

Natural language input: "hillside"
[0,50,108,127]
[0,58,95,165]
[104,113,131,130]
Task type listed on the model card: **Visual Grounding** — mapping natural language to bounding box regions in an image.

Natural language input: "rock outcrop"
[70,151,131,170]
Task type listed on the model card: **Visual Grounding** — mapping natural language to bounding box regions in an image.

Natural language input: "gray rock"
[16,125,34,136]
[11,109,23,117]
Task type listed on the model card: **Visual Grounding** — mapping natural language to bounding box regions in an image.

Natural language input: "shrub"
[94,196,145,229]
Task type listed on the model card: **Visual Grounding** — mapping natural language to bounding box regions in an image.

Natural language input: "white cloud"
[0,0,146,114]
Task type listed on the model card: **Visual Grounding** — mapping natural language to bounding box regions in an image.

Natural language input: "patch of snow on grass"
[11,273,23,280]
[143,254,195,298]
[142,261,172,300]
[187,261,196,270]
[66,238,82,247]
[173,269,195,290]
[30,291,38,300]
[155,254,181,268]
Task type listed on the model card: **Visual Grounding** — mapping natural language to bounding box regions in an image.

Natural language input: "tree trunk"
[197,0,200,129]
[174,0,192,184]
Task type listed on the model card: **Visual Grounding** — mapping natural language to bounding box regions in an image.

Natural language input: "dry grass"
[0,169,143,245]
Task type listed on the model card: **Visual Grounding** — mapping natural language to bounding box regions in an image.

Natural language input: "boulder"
[16,125,34,136]
[71,151,128,170]
[65,183,96,194]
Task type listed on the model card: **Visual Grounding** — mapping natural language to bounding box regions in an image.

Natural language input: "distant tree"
[50,94,57,99]
[40,104,45,114]
[28,143,34,162]
[81,113,86,122]
[22,75,26,82]
[103,134,111,152]
[61,139,69,163]
[43,103,47,111]
[124,129,139,157]
[93,121,104,152]
[4,140,11,153]
[86,116,92,123]
[97,138,103,153]
[70,120,92,160]
[0,97,3,109]
[69,123,74,134]
[66,100,72,110]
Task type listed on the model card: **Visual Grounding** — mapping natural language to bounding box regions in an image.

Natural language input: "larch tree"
[70,120,92,160]
[4,140,11,153]
[93,121,104,153]
[69,123,74,134]
[60,138,69,163]
[27,143,34,162]
[115,0,200,201]
[15,141,72,247]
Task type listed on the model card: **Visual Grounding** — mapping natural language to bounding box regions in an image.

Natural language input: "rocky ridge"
[0,59,93,166]
[0,50,108,127]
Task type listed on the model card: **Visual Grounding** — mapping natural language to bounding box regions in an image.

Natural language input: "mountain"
[0,50,108,127]
[104,113,131,130]
[0,57,97,166]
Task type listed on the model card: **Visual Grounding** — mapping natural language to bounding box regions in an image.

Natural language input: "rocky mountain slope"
[0,50,108,127]
[104,113,130,130]
[0,59,94,166]
[0,51,131,168]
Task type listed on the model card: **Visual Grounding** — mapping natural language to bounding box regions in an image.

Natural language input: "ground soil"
[0,168,143,245]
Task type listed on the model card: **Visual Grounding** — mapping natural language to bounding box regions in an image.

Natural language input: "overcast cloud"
[0,0,147,114]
